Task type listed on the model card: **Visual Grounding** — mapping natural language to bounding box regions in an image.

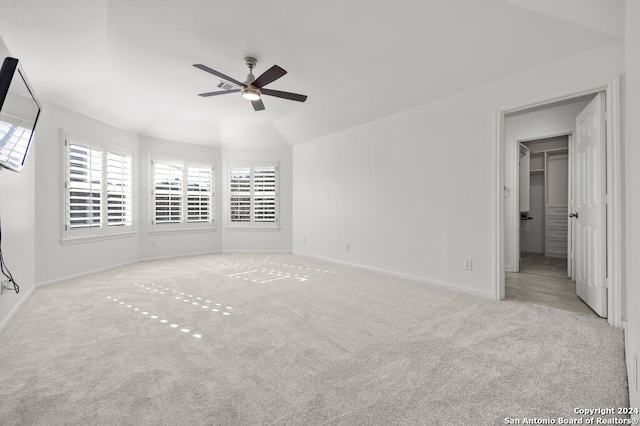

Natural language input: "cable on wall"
[0,216,19,294]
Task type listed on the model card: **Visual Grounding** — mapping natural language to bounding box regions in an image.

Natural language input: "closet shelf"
[530,169,545,174]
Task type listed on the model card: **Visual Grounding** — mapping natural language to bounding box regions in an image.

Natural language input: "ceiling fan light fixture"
[241,88,261,101]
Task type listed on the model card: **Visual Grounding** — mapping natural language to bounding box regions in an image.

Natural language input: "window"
[64,135,133,241]
[228,163,278,228]
[151,158,213,230]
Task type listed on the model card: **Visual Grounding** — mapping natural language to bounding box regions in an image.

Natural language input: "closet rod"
[530,147,568,154]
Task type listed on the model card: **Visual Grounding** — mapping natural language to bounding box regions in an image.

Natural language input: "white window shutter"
[228,163,279,228]
[186,164,213,223]
[154,161,183,224]
[64,136,135,242]
[106,151,133,227]
[229,166,251,223]
[254,166,277,223]
[68,143,102,229]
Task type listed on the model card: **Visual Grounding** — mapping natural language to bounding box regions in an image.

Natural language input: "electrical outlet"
[0,279,10,295]
[151,240,157,248]
[464,259,473,270]
[346,243,350,251]
[303,237,307,244]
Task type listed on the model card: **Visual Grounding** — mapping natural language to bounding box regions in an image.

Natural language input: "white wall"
[221,147,293,252]
[0,39,35,332]
[625,0,640,411]
[504,99,591,270]
[0,105,36,332]
[139,135,222,260]
[293,41,624,299]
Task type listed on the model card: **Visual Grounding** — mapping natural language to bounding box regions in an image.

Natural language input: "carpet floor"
[0,253,629,425]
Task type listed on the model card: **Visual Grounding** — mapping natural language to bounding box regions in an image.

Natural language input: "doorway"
[507,133,597,316]
[517,136,571,273]
[493,76,623,327]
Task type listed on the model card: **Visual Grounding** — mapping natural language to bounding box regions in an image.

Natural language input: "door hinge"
[601,194,608,205]
[602,277,608,288]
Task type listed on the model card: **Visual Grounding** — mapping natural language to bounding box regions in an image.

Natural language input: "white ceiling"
[0,0,623,148]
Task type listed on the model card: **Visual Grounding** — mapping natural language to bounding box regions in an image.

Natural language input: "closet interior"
[519,136,569,274]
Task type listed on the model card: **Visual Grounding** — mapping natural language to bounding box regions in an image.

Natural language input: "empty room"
[1,1,639,424]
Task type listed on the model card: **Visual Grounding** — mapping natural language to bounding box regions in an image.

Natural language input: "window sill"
[225,226,280,231]
[148,227,217,236]
[61,231,136,245]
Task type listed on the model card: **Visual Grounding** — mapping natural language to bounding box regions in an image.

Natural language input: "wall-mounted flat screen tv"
[0,57,42,172]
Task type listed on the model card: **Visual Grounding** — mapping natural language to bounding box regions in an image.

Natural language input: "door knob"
[569,212,579,218]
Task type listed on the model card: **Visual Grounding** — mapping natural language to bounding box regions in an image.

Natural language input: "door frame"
[492,75,622,326]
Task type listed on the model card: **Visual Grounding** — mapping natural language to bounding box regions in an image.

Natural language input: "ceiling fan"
[193,57,307,111]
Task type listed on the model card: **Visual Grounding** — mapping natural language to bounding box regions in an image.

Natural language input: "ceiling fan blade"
[193,64,245,87]
[197,89,241,97]
[252,98,265,111]
[252,65,287,89]
[261,88,307,102]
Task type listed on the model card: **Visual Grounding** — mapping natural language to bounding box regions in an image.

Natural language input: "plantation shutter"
[229,166,251,222]
[187,164,213,223]
[106,151,133,227]
[254,166,277,223]
[228,163,278,228]
[154,161,183,224]
[68,142,102,229]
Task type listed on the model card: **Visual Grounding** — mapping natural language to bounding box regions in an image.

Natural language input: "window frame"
[150,156,215,233]
[226,162,279,230]
[62,133,135,244]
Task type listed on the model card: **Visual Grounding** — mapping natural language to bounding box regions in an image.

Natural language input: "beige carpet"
[0,253,629,425]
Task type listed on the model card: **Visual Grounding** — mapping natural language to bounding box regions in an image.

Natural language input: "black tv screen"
[0,57,42,172]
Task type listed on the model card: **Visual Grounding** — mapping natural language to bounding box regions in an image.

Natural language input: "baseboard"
[36,259,140,289]
[0,284,36,335]
[544,253,567,259]
[293,251,494,300]
[221,249,293,254]
[140,250,222,263]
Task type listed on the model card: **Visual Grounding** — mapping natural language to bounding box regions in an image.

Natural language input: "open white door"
[573,93,607,317]
[567,135,574,280]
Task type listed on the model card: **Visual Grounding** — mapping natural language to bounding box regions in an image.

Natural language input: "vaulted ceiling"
[0,0,624,147]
